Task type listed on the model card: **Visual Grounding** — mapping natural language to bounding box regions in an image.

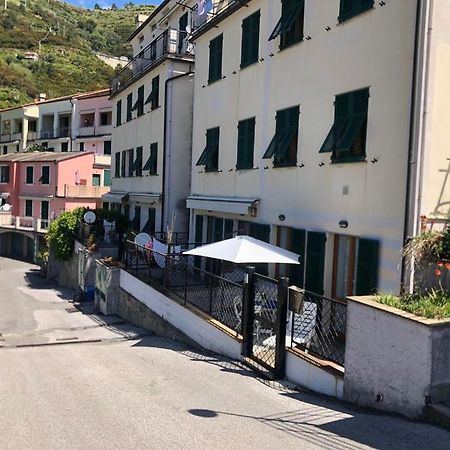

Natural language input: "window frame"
[116,100,122,127]
[26,166,34,185]
[40,165,50,185]
[236,117,256,170]
[241,10,260,69]
[208,34,223,84]
[25,199,33,217]
[0,165,9,184]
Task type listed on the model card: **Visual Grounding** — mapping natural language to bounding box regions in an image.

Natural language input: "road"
[0,257,449,450]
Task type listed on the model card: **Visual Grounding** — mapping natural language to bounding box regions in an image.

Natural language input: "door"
[178,12,188,53]
[305,232,326,295]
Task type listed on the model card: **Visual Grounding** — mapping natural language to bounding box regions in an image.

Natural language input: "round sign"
[135,232,151,247]
[83,211,96,224]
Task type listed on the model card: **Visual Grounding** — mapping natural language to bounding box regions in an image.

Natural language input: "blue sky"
[64,0,163,9]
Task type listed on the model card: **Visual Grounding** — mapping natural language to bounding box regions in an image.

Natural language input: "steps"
[426,402,450,429]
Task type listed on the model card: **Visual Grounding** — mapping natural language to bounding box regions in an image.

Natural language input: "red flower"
[445,263,450,270]
[435,269,442,277]
[437,261,444,267]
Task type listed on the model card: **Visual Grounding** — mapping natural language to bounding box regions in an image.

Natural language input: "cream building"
[0,90,112,187]
[106,0,195,236]
[186,0,450,296]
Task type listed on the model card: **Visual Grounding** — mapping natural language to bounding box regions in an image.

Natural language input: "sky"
[64,0,163,9]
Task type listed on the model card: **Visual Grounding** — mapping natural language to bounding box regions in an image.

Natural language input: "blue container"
[84,286,95,302]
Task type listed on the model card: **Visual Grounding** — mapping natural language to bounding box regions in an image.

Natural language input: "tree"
[111,3,118,10]
[94,3,101,9]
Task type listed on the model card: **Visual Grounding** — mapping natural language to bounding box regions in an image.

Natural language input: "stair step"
[427,403,450,429]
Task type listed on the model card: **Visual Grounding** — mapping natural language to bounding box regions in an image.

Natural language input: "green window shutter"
[356,238,379,295]
[41,166,50,184]
[121,150,126,177]
[143,143,158,174]
[137,85,144,116]
[104,141,111,155]
[194,215,204,268]
[116,100,122,127]
[213,218,224,242]
[241,11,260,68]
[237,117,255,170]
[25,200,32,217]
[92,174,100,186]
[41,201,49,220]
[197,127,220,171]
[26,166,33,184]
[126,93,133,122]
[115,153,120,177]
[208,34,223,83]
[224,219,234,238]
[103,170,111,187]
[339,0,374,22]
[289,228,305,288]
[128,148,134,177]
[142,208,156,234]
[152,76,159,109]
[135,146,143,176]
[305,231,326,295]
[269,0,304,43]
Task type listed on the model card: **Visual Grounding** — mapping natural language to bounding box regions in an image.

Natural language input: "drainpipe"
[70,98,77,152]
[160,67,194,234]
[401,0,433,292]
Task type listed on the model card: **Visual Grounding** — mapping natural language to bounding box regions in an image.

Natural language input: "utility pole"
[4,0,7,10]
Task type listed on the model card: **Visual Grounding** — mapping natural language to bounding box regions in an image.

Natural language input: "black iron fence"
[125,240,243,336]
[289,290,347,366]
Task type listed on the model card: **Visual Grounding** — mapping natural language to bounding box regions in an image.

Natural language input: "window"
[116,100,122,127]
[237,118,255,170]
[40,166,50,184]
[41,201,49,220]
[16,144,19,152]
[339,0,374,22]
[208,34,223,84]
[25,200,33,217]
[320,88,369,163]
[80,113,95,128]
[142,208,156,234]
[128,148,134,177]
[132,85,145,117]
[121,151,126,177]
[29,121,37,132]
[61,142,68,152]
[2,146,6,155]
[92,174,101,186]
[26,166,33,184]
[263,106,299,167]
[131,206,141,232]
[103,202,109,210]
[130,146,143,177]
[332,235,379,298]
[196,127,219,172]
[241,11,260,68]
[145,76,160,110]
[178,12,188,53]
[79,142,85,152]
[99,111,112,126]
[0,166,9,183]
[104,140,111,155]
[104,170,111,187]
[305,231,326,295]
[269,0,305,49]
[126,93,133,122]
[115,153,121,177]
[143,143,158,175]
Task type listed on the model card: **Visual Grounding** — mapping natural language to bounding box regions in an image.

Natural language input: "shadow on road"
[23,269,74,301]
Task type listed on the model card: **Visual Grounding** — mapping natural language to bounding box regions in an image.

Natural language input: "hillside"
[0,0,155,109]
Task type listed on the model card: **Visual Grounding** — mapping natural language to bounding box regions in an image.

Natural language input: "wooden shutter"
[213,218,224,242]
[126,93,133,122]
[224,219,234,238]
[356,238,379,295]
[152,76,160,109]
[305,232,326,295]
[137,85,144,116]
[237,118,255,169]
[116,100,122,127]
[209,34,223,83]
[290,228,305,288]
[115,153,120,177]
[241,11,260,68]
[104,170,111,187]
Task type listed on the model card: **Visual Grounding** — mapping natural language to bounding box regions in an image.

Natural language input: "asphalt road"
[0,257,449,450]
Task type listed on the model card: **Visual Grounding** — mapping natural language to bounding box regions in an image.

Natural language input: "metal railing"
[27,131,38,141]
[56,127,71,138]
[39,130,54,139]
[289,290,347,367]
[0,132,22,143]
[110,29,192,96]
[77,125,112,137]
[125,240,243,335]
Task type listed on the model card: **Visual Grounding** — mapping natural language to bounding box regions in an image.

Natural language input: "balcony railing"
[64,185,110,198]
[56,127,71,138]
[94,154,111,166]
[110,28,192,97]
[0,213,51,233]
[40,129,55,139]
[77,125,112,137]
[0,132,22,143]
[27,131,38,141]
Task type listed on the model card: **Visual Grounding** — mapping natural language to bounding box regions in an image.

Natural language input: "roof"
[0,151,95,163]
[128,0,171,41]
[0,89,110,114]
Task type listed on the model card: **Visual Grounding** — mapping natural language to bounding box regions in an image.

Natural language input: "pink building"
[0,151,109,261]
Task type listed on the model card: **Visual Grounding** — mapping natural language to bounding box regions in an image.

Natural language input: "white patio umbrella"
[183,235,300,265]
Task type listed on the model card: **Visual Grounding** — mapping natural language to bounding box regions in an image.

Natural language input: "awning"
[129,193,162,204]
[101,192,129,203]
[186,195,259,216]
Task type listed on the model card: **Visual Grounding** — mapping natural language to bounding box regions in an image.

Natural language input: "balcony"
[55,127,71,138]
[27,131,38,141]
[40,129,55,139]
[0,213,50,233]
[0,132,22,143]
[64,185,110,198]
[77,125,111,137]
[110,28,193,97]
[94,154,111,166]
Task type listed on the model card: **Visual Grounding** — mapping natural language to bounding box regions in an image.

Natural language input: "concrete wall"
[344,296,450,418]
[119,269,241,359]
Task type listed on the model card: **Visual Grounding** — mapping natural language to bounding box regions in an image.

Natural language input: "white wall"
[119,269,242,359]
[189,0,418,293]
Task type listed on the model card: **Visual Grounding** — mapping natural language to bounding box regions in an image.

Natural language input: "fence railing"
[110,29,192,96]
[125,240,244,336]
[289,290,347,366]
[0,132,21,143]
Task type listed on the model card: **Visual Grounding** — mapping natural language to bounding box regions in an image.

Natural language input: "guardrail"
[0,215,51,233]
[64,185,110,198]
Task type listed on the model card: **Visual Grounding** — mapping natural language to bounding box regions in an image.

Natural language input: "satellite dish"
[135,232,151,247]
[185,24,192,34]
[0,203,11,212]
[83,211,96,224]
